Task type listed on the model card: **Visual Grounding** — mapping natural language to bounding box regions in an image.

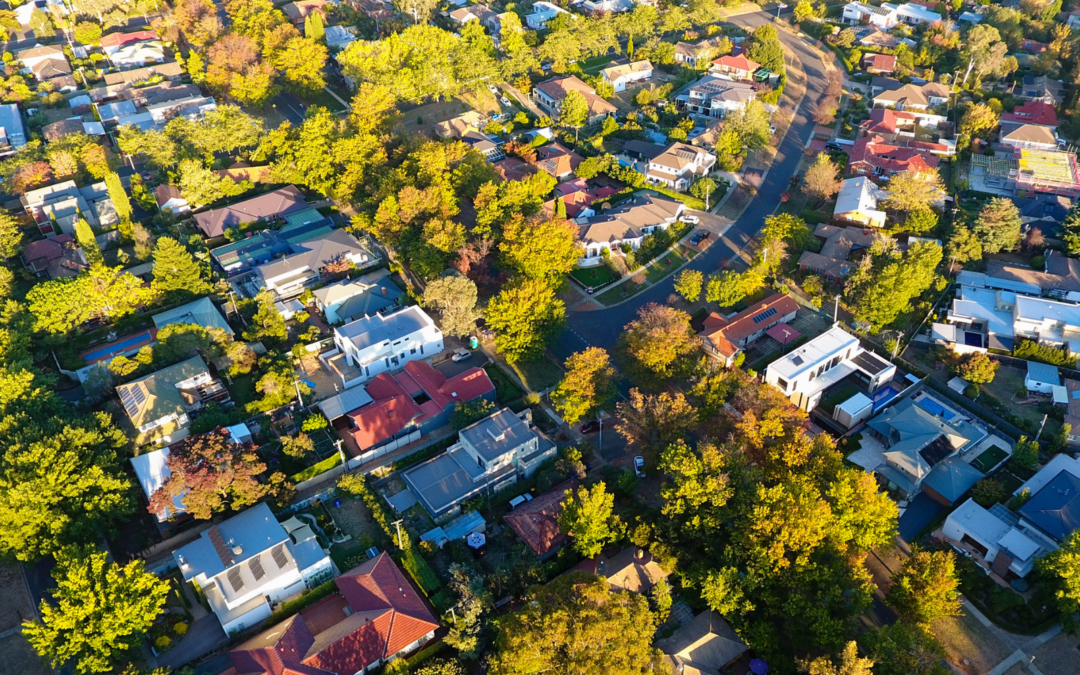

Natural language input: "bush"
[972,478,1006,507]
[154,635,171,649]
[174,622,188,636]
[1014,339,1076,368]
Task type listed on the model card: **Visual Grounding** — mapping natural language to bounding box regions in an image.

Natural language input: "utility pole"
[834,294,841,326]
[293,376,306,409]
[392,519,404,549]
[335,439,346,472]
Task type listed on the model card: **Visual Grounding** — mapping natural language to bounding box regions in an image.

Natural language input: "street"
[551,12,829,362]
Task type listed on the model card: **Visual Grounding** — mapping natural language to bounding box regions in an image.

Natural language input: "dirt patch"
[931,612,1013,675]
[1030,630,1080,675]
[0,560,50,675]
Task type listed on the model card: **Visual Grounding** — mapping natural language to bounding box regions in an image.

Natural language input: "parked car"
[509,494,534,509]
[680,214,700,224]
[825,141,843,152]
[451,348,472,362]
[487,84,499,94]
[769,124,777,134]
[500,96,512,107]
[634,456,645,478]
[580,419,601,434]
[690,231,711,246]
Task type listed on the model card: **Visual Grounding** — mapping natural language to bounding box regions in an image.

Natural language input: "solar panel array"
[271,544,288,569]
[752,307,778,324]
[249,555,265,581]
[118,385,147,418]
[226,567,244,593]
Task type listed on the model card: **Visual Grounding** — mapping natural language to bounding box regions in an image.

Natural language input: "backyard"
[0,560,49,675]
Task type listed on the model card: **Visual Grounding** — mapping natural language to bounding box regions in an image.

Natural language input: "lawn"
[645,248,691,283]
[598,278,647,305]
[299,87,348,113]
[226,373,258,408]
[571,265,616,289]
[931,611,1012,674]
[510,354,564,392]
[579,55,615,75]
[483,363,524,404]
[970,444,1010,473]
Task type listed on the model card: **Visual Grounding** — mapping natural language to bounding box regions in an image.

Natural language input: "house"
[1026,361,1061,394]
[678,75,757,118]
[894,1,942,24]
[525,0,568,28]
[872,81,950,111]
[20,234,88,279]
[492,157,536,181]
[248,230,376,299]
[461,130,505,162]
[862,53,897,74]
[674,37,728,68]
[193,186,308,238]
[153,185,189,214]
[313,272,403,324]
[1000,124,1058,152]
[1063,380,1080,446]
[572,547,669,593]
[534,142,583,178]
[1017,75,1064,106]
[579,0,634,13]
[842,1,899,28]
[326,306,444,389]
[1013,194,1073,237]
[104,35,165,67]
[848,135,940,179]
[0,104,27,157]
[861,396,986,497]
[115,356,227,442]
[434,111,486,138]
[324,25,357,51]
[577,194,685,264]
[765,325,896,412]
[448,3,495,24]
[1014,150,1080,198]
[174,502,336,633]
[339,360,495,454]
[710,54,760,80]
[131,447,186,521]
[504,478,577,557]
[146,95,217,125]
[797,224,885,282]
[542,185,619,219]
[859,107,945,142]
[700,293,799,367]
[15,45,71,85]
[532,76,617,124]
[282,0,327,25]
[1001,101,1058,129]
[657,612,749,674]
[403,407,557,518]
[922,456,987,506]
[210,214,331,275]
[100,30,159,53]
[643,142,716,192]
[600,60,652,92]
[21,180,96,236]
[152,297,234,336]
[834,176,889,228]
[859,29,904,49]
[41,118,82,142]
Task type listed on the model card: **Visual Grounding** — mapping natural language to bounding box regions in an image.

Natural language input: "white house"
[894,2,942,25]
[324,25,357,51]
[108,41,165,67]
[0,104,27,157]
[765,325,897,411]
[833,176,888,228]
[15,0,68,25]
[326,306,444,389]
[174,503,336,634]
[644,142,716,192]
[841,1,899,29]
[600,60,653,92]
[15,45,68,76]
[679,75,757,119]
[577,194,685,264]
[1025,360,1061,394]
[525,1,568,28]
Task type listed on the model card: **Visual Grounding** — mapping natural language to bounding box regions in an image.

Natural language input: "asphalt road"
[551,11,829,362]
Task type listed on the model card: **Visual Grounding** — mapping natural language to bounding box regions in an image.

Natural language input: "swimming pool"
[871,383,903,411]
[916,396,956,421]
[81,329,157,364]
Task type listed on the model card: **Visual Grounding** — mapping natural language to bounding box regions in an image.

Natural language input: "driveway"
[550,11,830,361]
[155,614,227,670]
[897,492,945,543]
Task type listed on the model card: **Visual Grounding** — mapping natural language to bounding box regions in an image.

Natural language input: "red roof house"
[1001,101,1058,128]
[699,293,799,366]
[99,30,159,49]
[226,553,438,675]
[711,54,761,79]
[504,478,578,557]
[862,53,897,74]
[860,108,916,138]
[847,135,940,178]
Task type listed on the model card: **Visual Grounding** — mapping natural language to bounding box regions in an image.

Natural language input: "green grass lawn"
[971,445,1010,473]
[597,278,647,305]
[580,55,615,75]
[483,363,524,404]
[571,265,616,289]
[645,251,684,283]
[226,373,258,408]
[511,355,564,392]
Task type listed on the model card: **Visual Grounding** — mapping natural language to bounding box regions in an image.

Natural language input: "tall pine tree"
[151,237,211,301]
[104,172,133,240]
[74,218,103,267]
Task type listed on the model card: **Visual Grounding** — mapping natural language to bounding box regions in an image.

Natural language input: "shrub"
[301,413,329,432]
[174,622,188,636]
[1014,339,1076,368]
[972,478,1006,507]
[154,635,172,649]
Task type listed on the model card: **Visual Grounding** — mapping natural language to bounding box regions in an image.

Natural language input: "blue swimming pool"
[872,383,903,411]
[82,330,156,363]
[917,397,956,420]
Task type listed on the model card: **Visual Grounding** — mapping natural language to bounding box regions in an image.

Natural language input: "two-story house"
[174,502,336,634]
[525,1,568,28]
[251,229,377,299]
[833,176,889,228]
[674,36,729,68]
[765,325,897,412]
[325,306,445,389]
[644,142,716,191]
[313,271,403,324]
[116,356,230,445]
[842,1,899,29]
[532,75,617,124]
[678,75,757,119]
[601,60,653,92]
[403,408,557,519]
[871,80,951,111]
[709,54,760,80]
[577,194,685,264]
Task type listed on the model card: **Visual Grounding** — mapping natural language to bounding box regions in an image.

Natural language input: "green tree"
[281,432,315,458]
[946,225,983,264]
[799,642,874,675]
[1037,530,1080,627]
[905,208,939,234]
[958,102,999,138]
[794,0,815,22]
[75,218,103,267]
[726,99,773,150]
[847,241,943,331]
[651,577,672,623]
[862,622,950,675]
[485,278,566,363]
[272,35,328,95]
[619,303,697,379]
[803,152,842,204]
[956,351,998,384]
[551,347,616,424]
[244,290,288,344]
[26,266,156,334]
[104,172,132,230]
[1011,435,1039,472]
[973,198,1022,254]
[886,549,962,629]
[500,217,582,285]
[962,24,1015,88]
[881,170,945,214]
[423,275,481,337]
[151,237,211,301]
[972,477,1007,507]
[690,177,718,206]
[451,399,496,429]
[559,481,621,558]
[675,269,704,303]
[559,90,590,140]
[0,209,24,258]
[23,546,169,674]
[177,158,251,207]
[615,388,697,461]
[746,24,785,73]
[706,270,747,306]
[73,21,102,44]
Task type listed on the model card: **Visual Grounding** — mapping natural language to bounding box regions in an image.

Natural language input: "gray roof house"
[922,456,985,505]
[314,273,403,325]
[250,230,377,299]
[152,296,234,336]
[402,408,556,519]
[193,186,308,238]
[657,611,749,674]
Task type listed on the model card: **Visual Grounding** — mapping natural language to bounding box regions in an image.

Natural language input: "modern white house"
[765,325,896,412]
[325,306,445,389]
[600,60,653,92]
[577,195,685,265]
[525,1,568,28]
[174,503,336,634]
[644,142,716,192]
[841,1,940,28]
[833,176,888,228]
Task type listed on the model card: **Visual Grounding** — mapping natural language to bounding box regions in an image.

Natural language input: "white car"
[451,348,472,362]
[680,214,700,225]
[634,456,645,478]
[500,96,512,107]
[487,84,499,95]
[770,124,777,134]
[509,494,533,509]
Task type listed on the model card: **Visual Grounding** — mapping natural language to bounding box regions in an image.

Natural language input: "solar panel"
[226,567,244,593]
[249,555,265,581]
[118,388,139,417]
[271,544,288,569]
[752,307,778,324]
[791,355,804,366]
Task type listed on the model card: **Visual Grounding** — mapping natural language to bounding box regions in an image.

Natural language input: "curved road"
[552,12,831,362]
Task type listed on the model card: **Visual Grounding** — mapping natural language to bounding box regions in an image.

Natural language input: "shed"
[1025,361,1061,394]
[834,392,873,429]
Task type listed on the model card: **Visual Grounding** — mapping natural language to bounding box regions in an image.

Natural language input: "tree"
[615,388,697,460]
[706,269,754,306]
[620,303,697,379]
[1037,530,1080,626]
[152,237,211,302]
[962,24,1015,88]
[560,90,590,139]
[149,429,269,520]
[104,172,132,226]
[959,102,999,139]
[690,177,718,206]
[862,622,950,675]
[882,170,945,213]
[799,642,875,675]
[281,432,315,458]
[75,218,103,267]
[946,225,982,265]
[972,477,1007,507]
[847,241,943,331]
[489,572,659,675]
[485,279,566,363]
[304,8,325,40]
[1011,435,1039,472]
[29,8,54,36]
[0,209,24,259]
[675,269,703,303]
[394,0,438,23]
[177,158,251,207]
[422,275,481,337]
[726,99,773,150]
[794,0,815,22]
[551,347,616,424]
[23,546,169,674]
[973,198,1022,254]
[1065,205,1080,257]
[905,208,938,234]
[74,21,102,44]
[500,217,582,285]
[804,152,842,204]
[746,24,784,73]
[559,482,621,558]
[886,549,962,628]
[206,34,277,106]
[26,266,156,334]
[244,290,288,344]
[956,352,998,384]
[451,399,496,429]
[271,34,328,95]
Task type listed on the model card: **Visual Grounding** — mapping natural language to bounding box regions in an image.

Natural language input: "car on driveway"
[487,84,499,94]
[634,456,645,478]
[451,348,472,362]
[680,214,700,224]
[825,141,843,152]
[690,231,711,246]
[580,419,601,434]
[500,96,512,107]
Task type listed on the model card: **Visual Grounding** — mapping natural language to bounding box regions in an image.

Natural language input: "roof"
[863,53,897,71]
[534,76,617,117]
[686,75,758,103]
[600,60,653,82]
[700,293,799,358]
[650,141,712,174]
[318,386,375,421]
[115,356,209,428]
[573,547,669,593]
[433,110,485,138]
[1026,360,1061,386]
[41,118,83,141]
[152,297,234,336]
[255,229,367,281]
[334,283,403,323]
[210,216,334,270]
[1018,470,1080,541]
[848,135,940,174]
[923,456,985,503]
[15,44,64,60]
[193,186,308,238]
[459,407,534,462]
[713,54,760,73]
[873,82,949,108]
[579,195,683,245]
[504,478,577,556]
[131,447,186,520]
[99,30,159,48]
[768,325,859,380]
[834,176,886,216]
[534,142,583,177]
[798,224,884,278]
[335,306,439,353]
[1001,101,1058,128]
[867,397,979,484]
[174,502,291,581]
[656,611,749,673]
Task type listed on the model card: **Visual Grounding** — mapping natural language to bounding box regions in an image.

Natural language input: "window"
[411,348,417,354]
[776,377,789,391]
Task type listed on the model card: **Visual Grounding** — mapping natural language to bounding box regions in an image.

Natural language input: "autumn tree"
[616,388,697,460]
[149,429,269,520]
[551,347,616,424]
[959,102,999,139]
[804,152,842,204]
[206,33,277,106]
[799,642,874,675]
[973,198,1022,254]
[152,237,211,302]
[485,278,566,363]
[423,275,482,337]
[23,546,169,675]
[559,482,622,557]
[620,303,697,379]
[675,269,703,303]
[886,549,962,628]
[177,158,251,207]
[0,209,24,259]
[500,216,582,285]
[882,170,946,214]
[956,351,998,384]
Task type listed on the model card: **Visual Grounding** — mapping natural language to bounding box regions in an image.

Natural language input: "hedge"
[290,453,343,483]
[266,580,337,625]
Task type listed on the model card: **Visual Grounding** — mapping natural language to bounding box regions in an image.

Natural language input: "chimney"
[636,548,644,559]
[381,286,387,296]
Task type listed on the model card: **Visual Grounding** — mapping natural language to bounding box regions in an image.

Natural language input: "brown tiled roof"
[700,293,799,358]
[504,478,578,556]
[192,186,307,238]
[535,76,617,117]
[1003,124,1056,145]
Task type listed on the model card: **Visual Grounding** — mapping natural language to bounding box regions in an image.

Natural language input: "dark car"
[690,231,712,246]
[825,141,843,152]
[580,419,601,434]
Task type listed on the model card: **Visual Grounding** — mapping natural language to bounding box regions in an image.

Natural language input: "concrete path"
[153,614,228,670]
